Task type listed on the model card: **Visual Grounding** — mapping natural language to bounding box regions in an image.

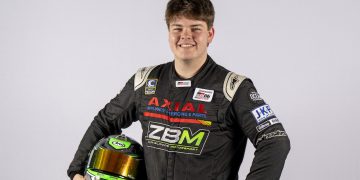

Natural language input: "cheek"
[194,33,207,42]
[196,36,207,45]
[168,36,178,51]
[169,34,179,43]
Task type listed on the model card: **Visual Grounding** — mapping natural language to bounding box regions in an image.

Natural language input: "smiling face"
[168,16,214,63]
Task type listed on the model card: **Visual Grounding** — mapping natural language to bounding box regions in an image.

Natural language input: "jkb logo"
[251,104,275,124]
[146,122,210,155]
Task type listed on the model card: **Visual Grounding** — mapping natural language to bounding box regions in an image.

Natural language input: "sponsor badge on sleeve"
[256,118,280,132]
[249,91,263,101]
[251,104,275,124]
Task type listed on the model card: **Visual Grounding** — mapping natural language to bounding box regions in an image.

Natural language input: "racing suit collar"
[170,55,216,86]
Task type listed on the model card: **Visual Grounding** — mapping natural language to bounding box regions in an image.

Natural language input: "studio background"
[0,0,359,179]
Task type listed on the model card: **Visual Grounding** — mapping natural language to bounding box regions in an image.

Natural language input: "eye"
[172,28,182,32]
[192,28,202,32]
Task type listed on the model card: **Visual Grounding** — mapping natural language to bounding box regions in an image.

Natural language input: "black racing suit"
[68,55,290,180]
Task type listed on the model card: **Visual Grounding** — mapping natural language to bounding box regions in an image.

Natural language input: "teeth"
[181,44,194,47]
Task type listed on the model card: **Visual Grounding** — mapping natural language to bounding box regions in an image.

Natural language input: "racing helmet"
[85,134,146,180]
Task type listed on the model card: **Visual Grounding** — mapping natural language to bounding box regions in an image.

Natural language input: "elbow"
[265,135,291,156]
[267,136,291,164]
[257,131,291,153]
[283,136,291,154]
[273,130,291,155]
[277,135,291,157]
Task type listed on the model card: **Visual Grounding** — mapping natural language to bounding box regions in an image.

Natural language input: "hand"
[73,174,85,180]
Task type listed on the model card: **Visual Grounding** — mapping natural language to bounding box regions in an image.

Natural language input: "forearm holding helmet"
[67,75,138,180]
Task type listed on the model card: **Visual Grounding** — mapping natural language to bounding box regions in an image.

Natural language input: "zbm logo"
[146,122,210,155]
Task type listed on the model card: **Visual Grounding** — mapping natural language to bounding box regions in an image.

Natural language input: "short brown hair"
[165,0,215,30]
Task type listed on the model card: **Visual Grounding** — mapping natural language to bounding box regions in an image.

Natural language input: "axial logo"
[146,122,210,155]
[148,97,207,114]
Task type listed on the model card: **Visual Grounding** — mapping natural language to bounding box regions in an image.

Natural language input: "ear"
[207,27,215,45]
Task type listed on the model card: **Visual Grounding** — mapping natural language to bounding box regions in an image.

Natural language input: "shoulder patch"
[134,66,157,91]
[223,72,247,102]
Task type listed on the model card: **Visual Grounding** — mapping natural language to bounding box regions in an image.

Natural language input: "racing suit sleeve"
[231,79,291,180]
[67,75,138,179]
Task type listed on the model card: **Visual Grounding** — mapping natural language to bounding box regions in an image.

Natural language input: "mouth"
[178,44,196,48]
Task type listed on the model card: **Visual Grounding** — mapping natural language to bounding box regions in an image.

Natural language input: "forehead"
[169,16,207,27]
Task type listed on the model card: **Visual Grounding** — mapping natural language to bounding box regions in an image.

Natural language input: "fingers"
[73,174,85,180]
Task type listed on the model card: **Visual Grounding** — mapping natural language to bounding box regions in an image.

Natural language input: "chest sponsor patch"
[145,121,210,155]
[176,80,191,87]
[251,104,275,124]
[145,79,158,95]
[193,88,214,102]
[144,97,212,126]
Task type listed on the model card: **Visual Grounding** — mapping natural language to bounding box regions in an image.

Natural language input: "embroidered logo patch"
[256,130,287,145]
[145,121,210,155]
[256,118,280,132]
[176,80,191,87]
[145,79,158,95]
[193,88,214,102]
[251,104,275,124]
[249,91,263,101]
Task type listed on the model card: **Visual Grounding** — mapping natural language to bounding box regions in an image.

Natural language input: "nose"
[180,29,192,40]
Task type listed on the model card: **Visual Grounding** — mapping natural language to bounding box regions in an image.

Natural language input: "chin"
[175,53,197,61]
[177,56,195,62]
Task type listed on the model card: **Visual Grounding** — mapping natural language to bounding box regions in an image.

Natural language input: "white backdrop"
[0,0,359,179]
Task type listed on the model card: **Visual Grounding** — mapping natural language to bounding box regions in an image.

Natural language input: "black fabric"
[68,55,290,180]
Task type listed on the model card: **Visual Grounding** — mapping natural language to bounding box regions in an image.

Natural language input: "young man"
[68,0,291,179]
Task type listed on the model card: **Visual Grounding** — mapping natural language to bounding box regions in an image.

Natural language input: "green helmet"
[85,134,146,180]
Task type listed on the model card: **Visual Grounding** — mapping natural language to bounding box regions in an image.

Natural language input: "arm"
[232,80,291,180]
[67,75,138,180]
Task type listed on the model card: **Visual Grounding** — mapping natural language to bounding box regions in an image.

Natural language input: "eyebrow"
[170,24,204,28]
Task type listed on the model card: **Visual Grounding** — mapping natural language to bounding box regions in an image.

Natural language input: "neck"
[174,55,208,79]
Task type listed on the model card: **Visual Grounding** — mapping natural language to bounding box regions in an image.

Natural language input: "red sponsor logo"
[148,97,207,114]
